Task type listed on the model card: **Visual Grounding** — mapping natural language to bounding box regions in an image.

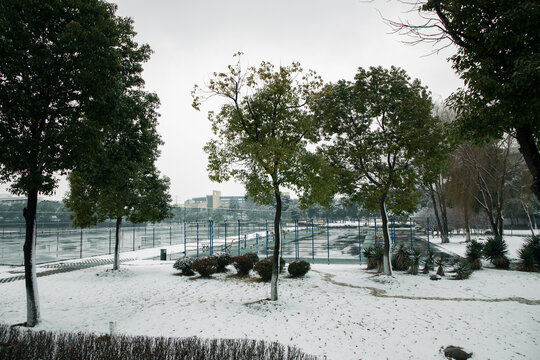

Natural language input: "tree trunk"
[23,189,40,326]
[435,179,450,243]
[522,200,536,238]
[464,205,471,242]
[429,184,443,238]
[516,124,540,202]
[271,189,281,301]
[379,195,392,276]
[113,217,122,270]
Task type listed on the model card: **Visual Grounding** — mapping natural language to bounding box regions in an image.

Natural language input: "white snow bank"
[0,262,538,360]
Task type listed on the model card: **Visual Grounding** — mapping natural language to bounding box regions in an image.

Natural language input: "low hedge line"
[0,324,318,360]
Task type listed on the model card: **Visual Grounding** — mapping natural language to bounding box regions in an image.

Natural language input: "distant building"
[180,190,245,209]
[0,194,27,204]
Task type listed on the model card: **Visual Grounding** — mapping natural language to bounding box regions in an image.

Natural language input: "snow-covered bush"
[483,236,509,268]
[465,239,483,270]
[518,235,540,271]
[392,243,410,271]
[435,255,445,277]
[288,260,311,278]
[254,258,272,281]
[173,256,195,276]
[243,252,260,264]
[192,256,218,277]
[213,252,231,272]
[452,260,472,280]
[373,245,384,273]
[231,255,253,276]
[407,249,421,275]
[363,246,376,270]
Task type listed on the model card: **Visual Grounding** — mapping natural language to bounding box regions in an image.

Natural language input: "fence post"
[358,218,362,264]
[311,219,315,263]
[133,227,135,251]
[294,219,297,260]
[265,220,269,258]
[374,217,377,239]
[183,221,187,256]
[169,224,172,246]
[280,220,283,256]
[326,218,330,264]
[56,231,59,258]
[409,217,413,249]
[209,220,213,255]
[237,219,241,256]
[427,216,430,250]
[196,221,199,257]
[152,226,155,248]
[224,220,228,250]
[109,228,112,254]
[80,228,83,259]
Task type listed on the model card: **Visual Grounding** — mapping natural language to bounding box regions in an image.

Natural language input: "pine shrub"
[192,256,218,277]
[465,239,483,270]
[519,235,540,271]
[373,245,384,273]
[392,243,410,271]
[435,255,445,276]
[422,249,435,274]
[231,255,253,276]
[483,236,510,268]
[213,252,231,272]
[288,260,311,277]
[452,260,472,280]
[407,249,422,275]
[173,256,195,276]
[363,246,377,270]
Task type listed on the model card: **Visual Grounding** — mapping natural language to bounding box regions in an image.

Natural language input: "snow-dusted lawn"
[1,261,539,359]
[429,234,531,260]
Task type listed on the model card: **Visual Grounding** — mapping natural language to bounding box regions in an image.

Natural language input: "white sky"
[2,0,463,204]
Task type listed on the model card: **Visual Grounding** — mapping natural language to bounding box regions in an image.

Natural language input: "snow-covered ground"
[1,261,539,359]
[428,233,532,260]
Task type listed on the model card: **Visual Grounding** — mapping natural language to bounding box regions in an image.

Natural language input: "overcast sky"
[2,0,464,204]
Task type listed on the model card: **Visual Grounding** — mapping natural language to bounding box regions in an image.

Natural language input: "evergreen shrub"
[288,260,311,277]
[483,236,509,268]
[213,252,231,272]
[192,256,218,277]
[173,256,195,276]
[465,239,483,270]
[231,255,253,276]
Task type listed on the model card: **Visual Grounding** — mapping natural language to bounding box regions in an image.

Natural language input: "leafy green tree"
[0,0,150,326]
[389,0,540,201]
[193,54,332,300]
[314,66,449,275]
[64,90,172,270]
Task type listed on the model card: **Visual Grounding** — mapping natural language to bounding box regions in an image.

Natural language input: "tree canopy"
[314,66,449,275]
[0,0,153,326]
[193,53,332,300]
[388,0,540,201]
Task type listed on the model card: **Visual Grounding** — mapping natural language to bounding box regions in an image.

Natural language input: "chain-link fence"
[1,216,436,266]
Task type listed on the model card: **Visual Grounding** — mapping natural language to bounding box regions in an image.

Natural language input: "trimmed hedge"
[288,260,310,277]
[192,256,218,277]
[244,252,260,264]
[173,256,195,276]
[213,252,231,272]
[0,324,318,360]
[231,255,253,276]
[254,257,285,281]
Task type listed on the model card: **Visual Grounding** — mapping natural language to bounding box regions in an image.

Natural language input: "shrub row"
[0,324,318,360]
[174,254,311,280]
